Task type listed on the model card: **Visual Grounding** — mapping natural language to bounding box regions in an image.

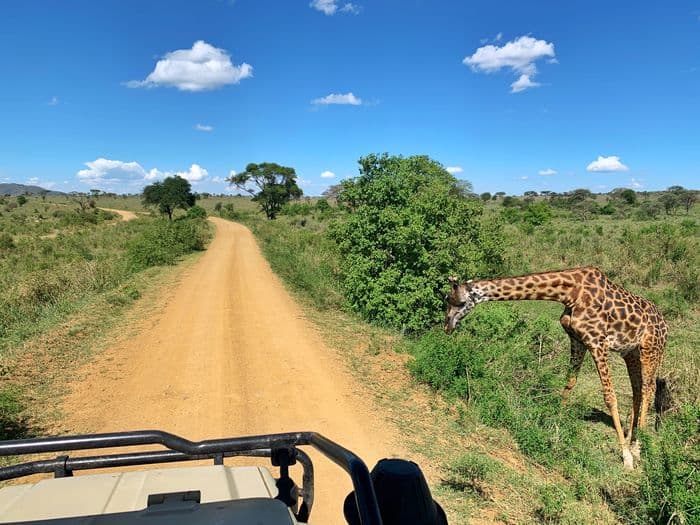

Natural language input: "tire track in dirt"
[62,217,403,524]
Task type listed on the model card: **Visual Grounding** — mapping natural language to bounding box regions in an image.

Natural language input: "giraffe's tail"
[654,376,673,430]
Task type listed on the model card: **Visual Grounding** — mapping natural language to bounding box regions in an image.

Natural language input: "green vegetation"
[142,175,196,220]
[229,162,303,219]
[0,197,211,439]
[330,154,503,332]
[229,161,698,524]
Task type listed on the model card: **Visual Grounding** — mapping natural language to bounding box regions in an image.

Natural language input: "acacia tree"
[142,176,196,221]
[228,163,302,219]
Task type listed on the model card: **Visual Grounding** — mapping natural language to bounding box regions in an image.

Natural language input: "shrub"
[126,218,210,270]
[186,205,207,219]
[444,451,500,498]
[330,153,504,331]
[522,202,552,226]
[219,203,240,220]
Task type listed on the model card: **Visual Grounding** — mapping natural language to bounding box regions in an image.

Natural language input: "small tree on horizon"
[142,176,196,221]
[228,162,302,219]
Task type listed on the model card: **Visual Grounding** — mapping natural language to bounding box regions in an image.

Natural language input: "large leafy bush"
[329,153,503,331]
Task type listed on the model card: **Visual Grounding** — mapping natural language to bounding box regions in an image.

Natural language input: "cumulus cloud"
[76,158,208,189]
[463,35,555,93]
[195,123,213,132]
[445,166,464,174]
[310,0,359,15]
[538,168,557,176]
[586,156,629,172]
[312,92,362,105]
[176,164,208,181]
[511,74,540,93]
[125,41,252,92]
[320,170,335,178]
[78,158,152,186]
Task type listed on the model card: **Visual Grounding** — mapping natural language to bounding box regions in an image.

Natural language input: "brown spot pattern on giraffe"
[444,266,668,469]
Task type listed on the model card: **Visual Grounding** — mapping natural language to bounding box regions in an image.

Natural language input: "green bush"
[522,202,552,226]
[126,218,210,271]
[186,205,207,219]
[219,202,240,220]
[329,153,504,331]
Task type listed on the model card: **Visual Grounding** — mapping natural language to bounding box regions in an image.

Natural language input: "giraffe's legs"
[623,350,643,452]
[562,337,587,405]
[636,346,662,443]
[590,344,634,469]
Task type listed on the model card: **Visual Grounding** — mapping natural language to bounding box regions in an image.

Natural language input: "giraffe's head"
[444,276,478,334]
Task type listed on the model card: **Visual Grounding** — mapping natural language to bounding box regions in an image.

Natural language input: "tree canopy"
[228,162,302,219]
[330,153,503,332]
[142,176,196,220]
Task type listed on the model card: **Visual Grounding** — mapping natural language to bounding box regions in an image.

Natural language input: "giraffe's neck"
[470,269,588,307]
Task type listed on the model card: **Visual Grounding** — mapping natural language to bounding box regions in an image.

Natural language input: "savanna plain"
[0,161,698,525]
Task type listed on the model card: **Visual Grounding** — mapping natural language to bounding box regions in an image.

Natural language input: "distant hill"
[0,183,65,196]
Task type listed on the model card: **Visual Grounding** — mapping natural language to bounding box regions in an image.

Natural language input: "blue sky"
[1,0,698,196]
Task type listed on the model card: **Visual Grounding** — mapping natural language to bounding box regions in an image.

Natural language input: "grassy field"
[3,188,696,523]
[231,190,699,525]
[0,195,211,440]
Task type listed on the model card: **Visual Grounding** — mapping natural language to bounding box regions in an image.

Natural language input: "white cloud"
[78,158,152,186]
[495,32,503,41]
[77,158,208,189]
[26,177,56,189]
[586,156,629,172]
[310,0,359,15]
[538,168,557,176]
[340,2,360,14]
[125,40,252,92]
[320,170,335,178]
[520,176,529,180]
[463,35,555,93]
[312,92,362,105]
[176,164,208,181]
[48,96,59,106]
[195,123,213,132]
[511,74,540,93]
[445,166,464,174]
[630,177,643,189]
[211,176,226,183]
[229,169,237,178]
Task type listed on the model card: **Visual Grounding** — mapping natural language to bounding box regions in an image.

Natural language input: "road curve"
[62,217,402,523]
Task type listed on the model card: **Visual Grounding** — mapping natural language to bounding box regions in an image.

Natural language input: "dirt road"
[99,207,137,221]
[63,217,402,523]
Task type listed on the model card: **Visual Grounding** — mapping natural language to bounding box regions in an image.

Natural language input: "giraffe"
[443,266,668,469]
